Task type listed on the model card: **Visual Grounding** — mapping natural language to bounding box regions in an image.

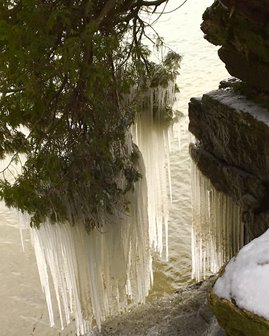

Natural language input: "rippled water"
[148,0,228,298]
[0,0,228,335]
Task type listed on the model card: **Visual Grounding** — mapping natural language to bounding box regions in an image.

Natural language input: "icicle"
[29,153,152,335]
[131,82,178,260]
[191,162,243,281]
[132,113,170,259]
[18,80,178,334]
[18,211,31,252]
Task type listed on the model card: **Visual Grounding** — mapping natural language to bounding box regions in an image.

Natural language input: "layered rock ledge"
[189,85,269,241]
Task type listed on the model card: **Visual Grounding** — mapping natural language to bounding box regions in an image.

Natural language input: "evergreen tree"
[0,0,180,228]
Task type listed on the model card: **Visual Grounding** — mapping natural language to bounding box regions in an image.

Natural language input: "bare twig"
[154,0,188,14]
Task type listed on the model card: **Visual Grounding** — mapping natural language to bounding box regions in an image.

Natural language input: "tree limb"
[140,0,168,7]
[94,0,116,28]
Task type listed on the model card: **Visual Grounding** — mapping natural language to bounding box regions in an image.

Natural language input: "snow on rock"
[214,229,269,320]
[205,89,269,126]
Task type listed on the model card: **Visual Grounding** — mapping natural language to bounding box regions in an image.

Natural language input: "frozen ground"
[92,277,224,336]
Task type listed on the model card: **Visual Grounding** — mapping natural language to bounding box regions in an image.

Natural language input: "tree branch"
[140,0,168,7]
[94,0,116,28]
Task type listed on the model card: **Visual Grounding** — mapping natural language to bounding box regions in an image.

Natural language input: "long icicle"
[29,152,152,335]
[26,80,178,334]
[131,82,177,260]
[191,162,243,281]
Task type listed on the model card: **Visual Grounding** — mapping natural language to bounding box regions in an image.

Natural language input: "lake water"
[0,0,228,335]
[148,0,228,297]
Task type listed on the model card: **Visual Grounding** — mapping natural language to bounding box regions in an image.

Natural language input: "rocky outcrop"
[189,85,269,241]
[201,0,269,92]
[208,229,269,336]
[189,90,269,181]
[189,0,269,241]
[190,1,269,335]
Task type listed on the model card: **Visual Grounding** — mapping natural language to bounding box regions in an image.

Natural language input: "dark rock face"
[218,48,269,93]
[220,0,269,25]
[189,87,269,241]
[201,1,269,92]
[189,90,269,181]
[189,143,265,210]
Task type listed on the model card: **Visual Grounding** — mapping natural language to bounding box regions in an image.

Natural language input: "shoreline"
[92,277,224,336]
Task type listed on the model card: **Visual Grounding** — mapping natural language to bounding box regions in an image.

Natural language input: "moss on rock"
[208,289,269,336]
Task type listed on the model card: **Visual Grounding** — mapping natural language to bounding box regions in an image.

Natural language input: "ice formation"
[29,152,153,335]
[191,163,244,281]
[214,229,269,320]
[132,121,170,260]
[138,80,177,122]
[25,82,178,335]
[131,81,177,260]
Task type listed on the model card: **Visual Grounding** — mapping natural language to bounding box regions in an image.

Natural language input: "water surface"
[148,0,228,297]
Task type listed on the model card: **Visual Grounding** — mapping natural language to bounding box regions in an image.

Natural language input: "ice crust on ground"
[191,164,243,281]
[91,277,221,336]
[214,229,269,320]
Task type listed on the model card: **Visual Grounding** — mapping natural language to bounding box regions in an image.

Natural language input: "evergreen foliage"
[0,0,180,228]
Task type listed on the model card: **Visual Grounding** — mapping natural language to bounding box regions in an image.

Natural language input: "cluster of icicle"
[191,163,244,282]
[131,82,177,259]
[26,83,177,335]
[137,80,177,122]
[28,140,153,335]
[141,81,176,121]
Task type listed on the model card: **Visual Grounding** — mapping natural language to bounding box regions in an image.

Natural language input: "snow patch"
[214,229,269,320]
[206,90,269,126]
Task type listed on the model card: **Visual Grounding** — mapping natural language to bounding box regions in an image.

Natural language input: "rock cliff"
[189,0,269,242]
[190,1,269,335]
[189,83,269,241]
